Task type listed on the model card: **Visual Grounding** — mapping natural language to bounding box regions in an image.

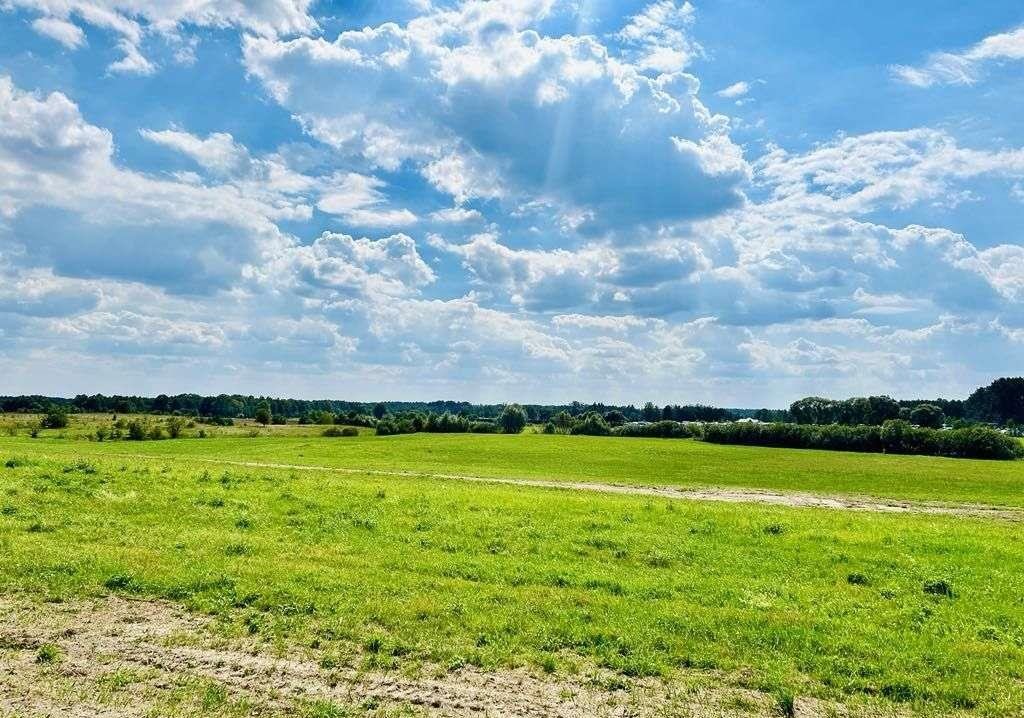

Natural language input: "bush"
[542,422,556,434]
[166,416,186,438]
[701,420,1022,460]
[498,404,528,434]
[424,412,471,433]
[375,418,417,436]
[41,406,68,429]
[611,420,696,439]
[323,426,359,437]
[569,412,611,436]
[127,420,147,441]
[923,578,954,598]
[469,420,499,434]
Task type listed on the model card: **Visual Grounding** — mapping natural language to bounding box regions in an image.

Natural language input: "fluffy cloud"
[893,24,1024,87]
[140,129,252,175]
[279,231,435,298]
[14,0,316,73]
[242,0,748,234]
[756,129,1024,212]
[0,77,298,292]
[716,81,749,98]
[614,0,701,73]
[29,15,85,47]
[317,173,417,228]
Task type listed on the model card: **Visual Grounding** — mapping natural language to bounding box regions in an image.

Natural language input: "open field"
[3,415,1024,506]
[2,428,1024,716]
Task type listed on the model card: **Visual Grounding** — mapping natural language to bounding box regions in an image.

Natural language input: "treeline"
[371,410,1022,461]
[789,396,953,428]
[0,393,736,424]
[787,379,1024,429]
[702,421,1023,461]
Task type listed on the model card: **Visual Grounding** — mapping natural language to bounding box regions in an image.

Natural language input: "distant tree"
[569,412,611,436]
[41,405,68,429]
[373,403,388,420]
[552,410,574,432]
[662,405,674,420]
[910,404,945,429]
[498,404,528,434]
[127,420,146,441]
[753,408,789,423]
[866,396,901,426]
[965,377,1024,425]
[603,410,626,426]
[254,400,272,426]
[166,416,186,438]
[790,397,837,425]
[641,402,660,422]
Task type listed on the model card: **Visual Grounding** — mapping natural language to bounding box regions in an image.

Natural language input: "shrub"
[923,579,954,598]
[36,644,61,664]
[569,412,611,436]
[469,420,499,434]
[424,412,472,433]
[498,404,528,434]
[126,420,147,441]
[166,416,186,439]
[323,426,359,437]
[612,420,696,439]
[254,400,272,426]
[41,406,69,429]
[375,418,417,436]
[701,420,1022,460]
[542,422,556,434]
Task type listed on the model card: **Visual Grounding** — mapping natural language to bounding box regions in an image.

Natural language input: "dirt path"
[0,595,875,718]
[103,452,1024,521]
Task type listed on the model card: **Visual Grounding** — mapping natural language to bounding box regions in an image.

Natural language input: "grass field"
[2,422,1024,716]
[5,422,1024,507]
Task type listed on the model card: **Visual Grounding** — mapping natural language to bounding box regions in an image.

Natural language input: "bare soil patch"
[0,595,907,718]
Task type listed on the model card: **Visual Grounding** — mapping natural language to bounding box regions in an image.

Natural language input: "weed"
[36,644,61,664]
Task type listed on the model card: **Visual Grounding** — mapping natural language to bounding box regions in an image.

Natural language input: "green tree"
[373,403,388,420]
[910,404,945,429]
[166,416,186,438]
[965,377,1024,425]
[498,404,528,434]
[641,402,660,422]
[41,405,69,429]
[603,410,626,426]
[254,400,272,426]
[552,410,573,432]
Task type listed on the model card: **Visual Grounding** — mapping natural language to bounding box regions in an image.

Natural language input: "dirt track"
[110,453,1024,521]
[0,595,875,718]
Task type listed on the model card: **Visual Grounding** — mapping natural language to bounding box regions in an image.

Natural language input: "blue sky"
[0,1,1023,406]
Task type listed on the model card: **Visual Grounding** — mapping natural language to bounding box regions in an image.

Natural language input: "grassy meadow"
[2,417,1024,715]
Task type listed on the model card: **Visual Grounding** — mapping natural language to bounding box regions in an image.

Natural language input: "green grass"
[4,427,1024,506]
[1,445,1024,715]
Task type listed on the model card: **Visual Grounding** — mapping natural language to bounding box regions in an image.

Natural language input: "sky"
[0,1,1023,407]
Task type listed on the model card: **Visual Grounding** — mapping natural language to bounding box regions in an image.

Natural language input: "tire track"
[97,452,1024,521]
